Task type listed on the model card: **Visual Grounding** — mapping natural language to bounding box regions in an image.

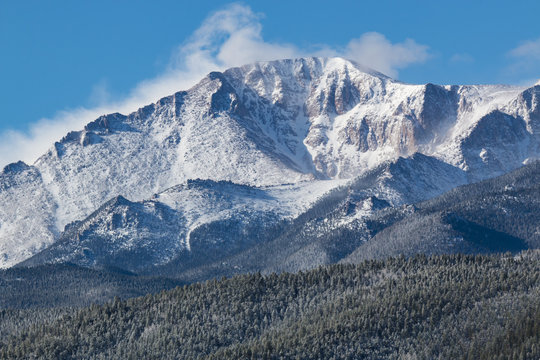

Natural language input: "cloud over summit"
[0,3,430,168]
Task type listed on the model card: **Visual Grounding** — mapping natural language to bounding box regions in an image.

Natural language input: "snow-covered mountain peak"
[1,56,540,268]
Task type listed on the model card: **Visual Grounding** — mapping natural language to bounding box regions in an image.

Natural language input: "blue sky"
[1,0,540,166]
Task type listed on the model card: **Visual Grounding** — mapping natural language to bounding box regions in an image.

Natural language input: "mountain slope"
[2,57,540,268]
[20,179,341,272]
[0,162,57,265]
[0,263,183,309]
[167,153,467,280]
[344,161,540,263]
[158,159,539,281]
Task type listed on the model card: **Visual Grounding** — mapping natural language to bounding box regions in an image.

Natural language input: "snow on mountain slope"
[1,57,539,268]
[224,58,535,180]
[20,179,342,272]
[20,153,465,274]
[269,153,468,258]
[433,85,538,179]
[162,153,467,279]
[0,162,58,266]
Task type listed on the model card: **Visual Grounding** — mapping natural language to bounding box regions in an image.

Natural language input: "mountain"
[2,57,540,269]
[20,179,340,272]
[153,159,540,282]
[27,152,539,281]
[343,160,540,263]
[19,153,466,275]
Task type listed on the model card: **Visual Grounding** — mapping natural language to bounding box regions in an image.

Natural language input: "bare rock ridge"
[1,57,539,269]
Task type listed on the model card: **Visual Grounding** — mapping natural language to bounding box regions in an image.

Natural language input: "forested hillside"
[2,252,539,359]
[0,263,183,309]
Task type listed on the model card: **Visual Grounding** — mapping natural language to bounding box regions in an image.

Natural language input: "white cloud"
[509,37,540,60]
[344,32,430,78]
[88,79,111,106]
[180,4,299,67]
[0,3,430,168]
[506,37,540,82]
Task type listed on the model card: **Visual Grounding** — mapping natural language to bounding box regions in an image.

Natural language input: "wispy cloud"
[0,3,430,168]
[88,79,111,107]
[506,37,540,83]
[509,37,540,60]
[449,53,474,63]
[344,32,430,78]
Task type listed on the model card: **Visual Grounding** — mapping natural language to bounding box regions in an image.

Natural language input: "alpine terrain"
[1,57,540,275]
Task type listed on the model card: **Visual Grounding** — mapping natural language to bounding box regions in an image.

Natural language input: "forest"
[1,252,539,359]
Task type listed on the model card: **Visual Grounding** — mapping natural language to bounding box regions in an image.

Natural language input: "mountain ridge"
[1,56,539,268]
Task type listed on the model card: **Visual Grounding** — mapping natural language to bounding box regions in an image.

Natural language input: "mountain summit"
[1,57,539,268]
